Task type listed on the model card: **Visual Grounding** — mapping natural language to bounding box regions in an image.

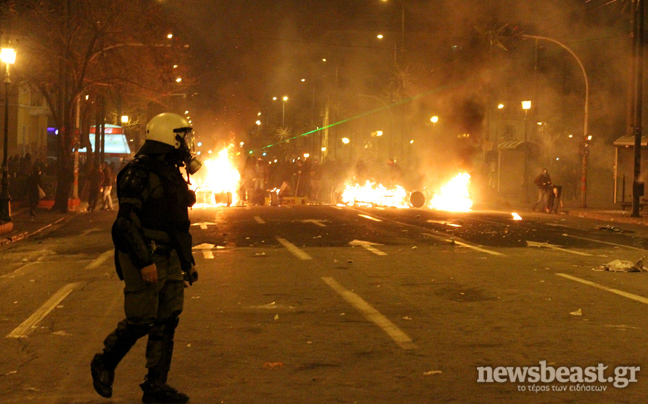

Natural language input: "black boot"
[90,354,114,398]
[140,378,189,403]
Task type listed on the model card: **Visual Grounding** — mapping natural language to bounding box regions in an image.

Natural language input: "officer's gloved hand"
[183,264,198,286]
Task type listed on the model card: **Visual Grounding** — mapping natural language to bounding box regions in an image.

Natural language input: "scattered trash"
[216,245,225,249]
[56,305,64,309]
[412,246,417,250]
[593,258,646,272]
[402,316,413,321]
[52,330,71,336]
[274,314,279,320]
[424,370,442,376]
[5,370,17,375]
[191,296,201,299]
[340,313,346,316]
[263,362,284,369]
[595,225,623,233]
[186,343,191,348]
[254,252,266,257]
[347,260,353,264]
[570,309,582,316]
[24,387,39,392]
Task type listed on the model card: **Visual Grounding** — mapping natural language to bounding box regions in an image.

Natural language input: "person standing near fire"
[532,168,552,212]
[90,112,201,403]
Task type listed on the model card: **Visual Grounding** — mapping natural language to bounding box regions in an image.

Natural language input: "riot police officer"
[91,113,201,403]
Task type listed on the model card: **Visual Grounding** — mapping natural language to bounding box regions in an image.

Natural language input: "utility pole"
[631,0,645,217]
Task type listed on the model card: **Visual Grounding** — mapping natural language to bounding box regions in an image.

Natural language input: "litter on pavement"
[592,258,647,272]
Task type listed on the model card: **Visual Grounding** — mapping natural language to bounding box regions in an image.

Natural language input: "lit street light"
[522,100,531,203]
[0,46,15,223]
[522,34,589,208]
[282,96,288,127]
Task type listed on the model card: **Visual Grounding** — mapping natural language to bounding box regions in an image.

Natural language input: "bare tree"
[8,0,192,211]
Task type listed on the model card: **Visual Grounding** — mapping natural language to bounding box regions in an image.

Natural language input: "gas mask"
[173,129,202,175]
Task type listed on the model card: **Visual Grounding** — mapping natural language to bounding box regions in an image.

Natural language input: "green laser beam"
[252,84,449,153]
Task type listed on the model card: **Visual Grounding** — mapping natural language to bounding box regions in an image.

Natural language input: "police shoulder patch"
[119,165,149,197]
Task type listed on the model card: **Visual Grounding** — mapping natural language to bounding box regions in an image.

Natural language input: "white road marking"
[7,283,82,338]
[358,214,382,222]
[526,240,592,256]
[202,251,214,259]
[302,219,327,227]
[321,277,417,350]
[191,221,217,230]
[80,228,102,237]
[427,219,461,228]
[556,273,648,305]
[84,250,113,270]
[422,233,505,256]
[563,234,647,251]
[276,237,312,260]
[193,243,216,250]
[254,215,266,224]
[453,240,506,256]
[349,239,387,256]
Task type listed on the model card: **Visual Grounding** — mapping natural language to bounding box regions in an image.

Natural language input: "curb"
[0,216,70,247]
[565,210,648,227]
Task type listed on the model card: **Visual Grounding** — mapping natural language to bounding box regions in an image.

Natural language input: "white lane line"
[276,237,312,260]
[349,239,388,256]
[80,228,102,237]
[358,214,382,222]
[453,240,506,256]
[557,273,648,305]
[302,219,327,227]
[84,250,113,270]
[7,282,82,338]
[563,234,648,251]
[254,216,266,224]
[422,233,505,256]
[321,277,417,350]
[526,240,591,256]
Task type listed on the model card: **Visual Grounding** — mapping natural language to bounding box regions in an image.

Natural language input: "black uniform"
[91,149,196,403]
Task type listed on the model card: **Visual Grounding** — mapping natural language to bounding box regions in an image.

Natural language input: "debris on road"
[570,308,582,316]
[423,370,442,376]
[264,362,284,369]
[595,225,624,233]
[593,258,646,272]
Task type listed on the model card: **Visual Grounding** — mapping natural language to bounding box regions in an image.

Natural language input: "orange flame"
[428,173,472,212]
[191,147,241,207]
[340,180,409,208]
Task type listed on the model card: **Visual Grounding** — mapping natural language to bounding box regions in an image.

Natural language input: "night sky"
[162,0,631,166]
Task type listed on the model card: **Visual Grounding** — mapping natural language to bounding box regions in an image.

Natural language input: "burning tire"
[409,191,425,208]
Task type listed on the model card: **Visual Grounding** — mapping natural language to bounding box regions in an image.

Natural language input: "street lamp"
[522,34,589,208]
[522,101,531,203]
[0,46,15,223]
[282,96,288,127]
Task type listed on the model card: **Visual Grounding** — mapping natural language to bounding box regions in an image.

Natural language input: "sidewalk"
[564,207,648,227]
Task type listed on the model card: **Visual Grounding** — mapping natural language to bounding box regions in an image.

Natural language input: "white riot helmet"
[146,113,191,148]
[144,112,202,174]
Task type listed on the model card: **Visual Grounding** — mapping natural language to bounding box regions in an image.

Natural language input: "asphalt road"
[1,205,648,403]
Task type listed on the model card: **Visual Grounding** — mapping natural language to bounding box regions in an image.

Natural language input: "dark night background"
[160,0,634,204]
